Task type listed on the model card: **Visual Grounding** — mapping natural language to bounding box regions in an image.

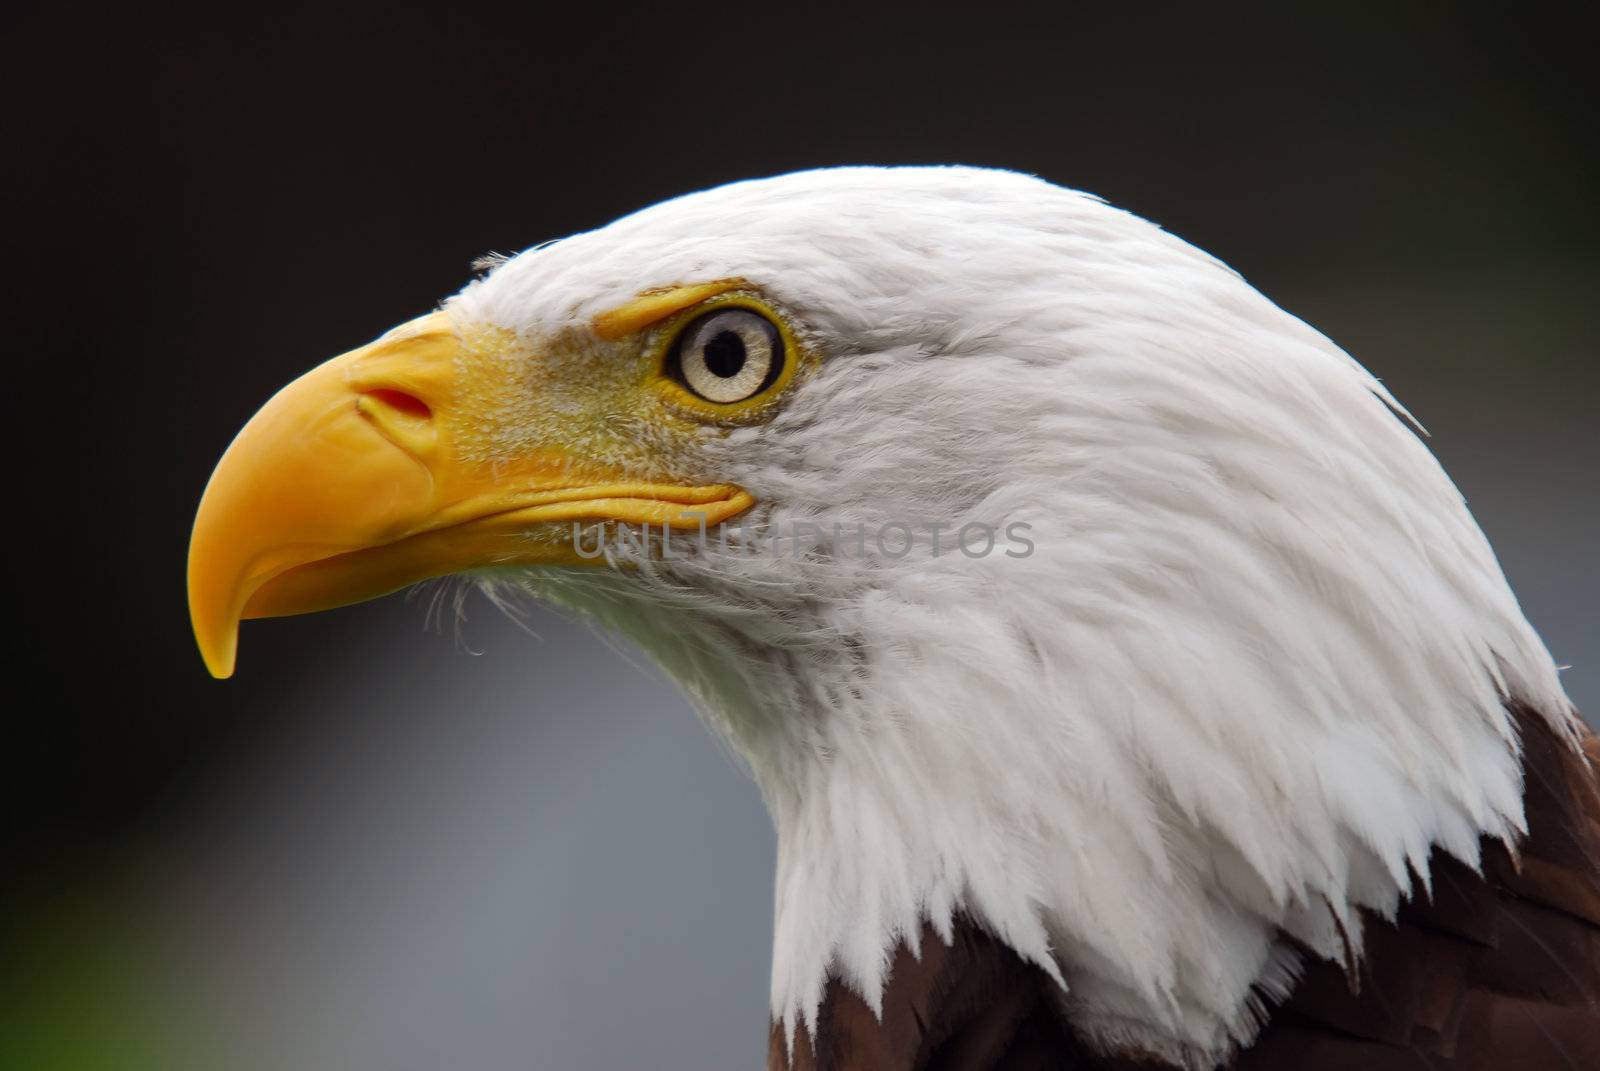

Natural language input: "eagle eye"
[668,307,785,404]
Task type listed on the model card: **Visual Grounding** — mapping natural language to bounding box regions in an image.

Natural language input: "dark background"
[6,5,1595,1069]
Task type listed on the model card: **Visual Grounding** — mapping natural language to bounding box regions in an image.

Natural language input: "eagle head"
[189,167,1575,1066]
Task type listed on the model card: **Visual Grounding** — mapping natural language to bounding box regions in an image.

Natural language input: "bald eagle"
[189,168,1599,1070]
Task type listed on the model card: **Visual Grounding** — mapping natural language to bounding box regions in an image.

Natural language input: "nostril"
[361,388,432,421]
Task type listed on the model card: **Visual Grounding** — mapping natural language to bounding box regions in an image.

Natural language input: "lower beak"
[188,312,751,679]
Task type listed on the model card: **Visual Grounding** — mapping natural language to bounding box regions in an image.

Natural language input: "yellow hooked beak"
[188,312,753,679]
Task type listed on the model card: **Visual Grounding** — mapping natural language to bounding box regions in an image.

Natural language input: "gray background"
[7,6,1594,1070]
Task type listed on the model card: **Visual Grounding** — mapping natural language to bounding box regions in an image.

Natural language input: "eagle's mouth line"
[490,481,752,510]
[238,481,754,619]
[436,481,756,539]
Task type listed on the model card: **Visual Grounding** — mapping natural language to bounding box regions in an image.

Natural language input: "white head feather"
[448,167,1576,1067]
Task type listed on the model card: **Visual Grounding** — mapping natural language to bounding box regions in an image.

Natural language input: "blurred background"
[5,4,1595,1069]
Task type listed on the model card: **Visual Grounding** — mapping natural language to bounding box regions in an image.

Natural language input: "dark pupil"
[702,330,747,378]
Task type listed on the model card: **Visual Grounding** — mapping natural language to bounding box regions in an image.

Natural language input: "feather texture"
[453,167,1581,1065]
[767,705,1600,1069]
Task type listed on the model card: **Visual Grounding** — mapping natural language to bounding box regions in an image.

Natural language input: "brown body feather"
[769,705,1600,1070]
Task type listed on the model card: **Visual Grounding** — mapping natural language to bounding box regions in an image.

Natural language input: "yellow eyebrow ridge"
[591,280,742,340]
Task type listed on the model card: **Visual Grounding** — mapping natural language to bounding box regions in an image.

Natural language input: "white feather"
[452,167,1577,1067]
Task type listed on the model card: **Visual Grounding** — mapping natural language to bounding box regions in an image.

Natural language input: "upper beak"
[188,311,752,679]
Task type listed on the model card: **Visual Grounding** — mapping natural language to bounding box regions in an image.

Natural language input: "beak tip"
[190,582,240,679]
[197,629,238,679]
